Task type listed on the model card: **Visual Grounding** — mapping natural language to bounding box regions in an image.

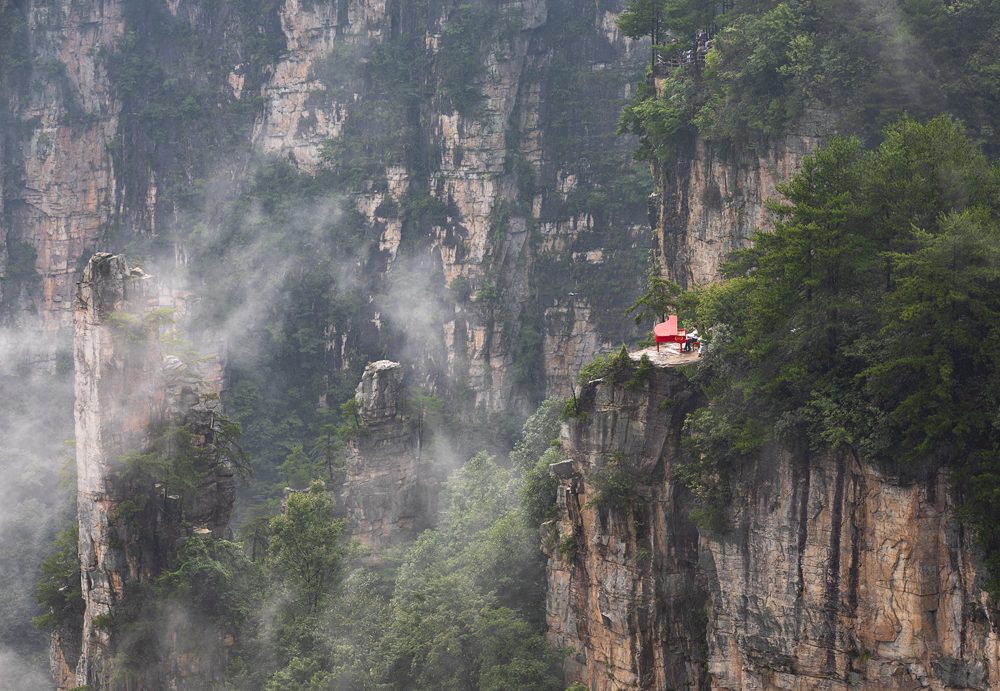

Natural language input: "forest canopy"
[619,0,1000,158]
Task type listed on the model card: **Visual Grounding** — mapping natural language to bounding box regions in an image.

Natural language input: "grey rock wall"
[4,0,650,405]
[343,360,439,549]
[652,104,837,287]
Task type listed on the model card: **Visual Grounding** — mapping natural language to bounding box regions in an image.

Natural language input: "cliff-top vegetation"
[619,0,1000,159]
[675,115,1000,594]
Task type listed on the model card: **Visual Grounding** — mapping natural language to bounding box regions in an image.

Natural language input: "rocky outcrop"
[651,104,836,287]
[65,253,234,690]
[546,351,1000,691]
[545,348,707,691]
[342,360,438,549]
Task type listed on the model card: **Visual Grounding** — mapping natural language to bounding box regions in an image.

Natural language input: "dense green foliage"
[120,413,250,512]
[679,117,1000,592]
[270,483,349,614]
[96,536,264,687]
[617,0,717,61]
[584,451,645,513]
[375,452,563,691]
[160,401,564,691]
[620,0,1000,159]
[31,395,565,690]
[574,345,654,390]
[33,526,83,633]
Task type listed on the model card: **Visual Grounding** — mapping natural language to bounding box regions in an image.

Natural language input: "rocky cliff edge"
[546,351,1000,691]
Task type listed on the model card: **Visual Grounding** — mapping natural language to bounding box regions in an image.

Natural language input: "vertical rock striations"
[342,360,439,549]
[66,253,234,690]
[651,105,836,287]
[4,0,651,403]
[545,351,707,690]
[702,450,1000,691]
[4,0,125,335]
[547,352,1000,691]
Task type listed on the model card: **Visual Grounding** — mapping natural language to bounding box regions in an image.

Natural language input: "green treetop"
[269,481,348,614]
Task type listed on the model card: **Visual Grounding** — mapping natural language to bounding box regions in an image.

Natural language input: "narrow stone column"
[342,361,439,549]
[73,253,163,688]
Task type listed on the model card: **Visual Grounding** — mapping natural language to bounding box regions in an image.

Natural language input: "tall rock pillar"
[67,253,235,690]
[342,361,439,549]
[74,253,163,687]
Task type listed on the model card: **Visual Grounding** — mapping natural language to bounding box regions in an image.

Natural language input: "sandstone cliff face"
[651,104,836,287]
[252,0,652,409]
[342,360,439,549]
[4,0,650,405]
[3,0,124,336]
[67,253,234,690]
[545,350,708,691]
[547,354,1000,691]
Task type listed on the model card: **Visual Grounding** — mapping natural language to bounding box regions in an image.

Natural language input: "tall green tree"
[866,210,1000,461]
[400,387,445,462]
[277,444,323,489]
[618,0,668,60]
[269,481,348,613]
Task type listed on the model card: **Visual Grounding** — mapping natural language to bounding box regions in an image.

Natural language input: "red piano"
[654,315,687,353]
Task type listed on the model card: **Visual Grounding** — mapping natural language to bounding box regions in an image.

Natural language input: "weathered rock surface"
[65,253,235,690]
[652,104,837,287]
[3,0,125,334]
[356,360,405,424]
[545,354,707,690]
[4,0,649,405]
[342,360,438,548]
[547,354,1000,691]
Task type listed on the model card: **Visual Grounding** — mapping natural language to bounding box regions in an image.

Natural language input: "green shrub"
[556,532,577,560]
[436,5,492,114]
[519,447,563,526]
[560,397,587,422]
[106,308,177,343]
[91,613,114,631]
[585,451,644,513]
[33,526,84,632]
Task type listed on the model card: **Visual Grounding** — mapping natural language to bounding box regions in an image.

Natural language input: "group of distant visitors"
[661,29,713,67]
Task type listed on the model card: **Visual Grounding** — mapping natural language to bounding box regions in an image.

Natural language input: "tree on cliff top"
[690,116,1000,459]
[617,0,716,61]
[683,117,1000,573]
[620,0,1000,159]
